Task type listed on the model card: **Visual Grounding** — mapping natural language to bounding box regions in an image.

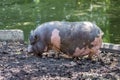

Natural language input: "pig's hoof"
[86,57,92,61]
[73,57,80,61]
[52,54,59,58]
[35,54,42,58]
[91,60,96,64]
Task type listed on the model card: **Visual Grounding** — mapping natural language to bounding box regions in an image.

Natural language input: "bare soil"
[0,41,120,80]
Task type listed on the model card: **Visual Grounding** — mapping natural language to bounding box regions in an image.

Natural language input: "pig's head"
[27,30,46,56]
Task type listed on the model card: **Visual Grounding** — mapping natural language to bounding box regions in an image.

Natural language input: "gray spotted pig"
[28,21,104,59]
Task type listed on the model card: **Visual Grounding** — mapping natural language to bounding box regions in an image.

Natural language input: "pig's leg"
[89,48,103,62]
[88,49,95,60]
[51,29,61,58]
[90,35,103,60]
[95,50,103,61]
[88,48,101,60]
[52,47,62,58]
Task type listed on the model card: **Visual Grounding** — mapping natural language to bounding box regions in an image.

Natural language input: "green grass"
[0,0,120,43]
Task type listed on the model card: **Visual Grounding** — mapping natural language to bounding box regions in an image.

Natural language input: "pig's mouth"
[27,45,43,57]
[27,50,43,57]
[27,45,33,53]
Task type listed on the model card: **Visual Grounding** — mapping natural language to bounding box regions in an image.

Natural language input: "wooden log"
[101,43,120,53]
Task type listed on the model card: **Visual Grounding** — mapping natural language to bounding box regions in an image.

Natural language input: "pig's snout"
[27,45,33,53]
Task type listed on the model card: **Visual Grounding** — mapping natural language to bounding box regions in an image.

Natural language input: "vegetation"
[0,0,120,43]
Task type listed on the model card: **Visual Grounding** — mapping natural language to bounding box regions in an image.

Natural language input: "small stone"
[70,61,76,66]
[0,30,24,41]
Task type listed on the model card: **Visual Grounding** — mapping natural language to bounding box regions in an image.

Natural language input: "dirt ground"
[0,41,120,80]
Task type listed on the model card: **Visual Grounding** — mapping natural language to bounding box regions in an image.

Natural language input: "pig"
[28,21,104,60]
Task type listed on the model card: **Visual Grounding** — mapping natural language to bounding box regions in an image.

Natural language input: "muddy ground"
[0,41,120,80]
